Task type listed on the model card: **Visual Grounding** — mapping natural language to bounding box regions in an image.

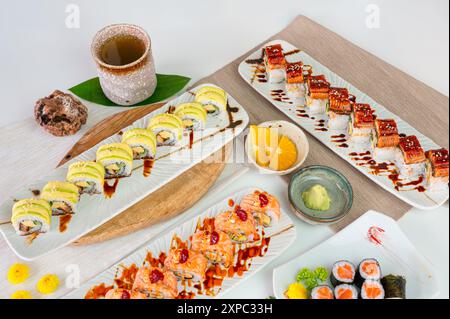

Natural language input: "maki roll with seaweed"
[121,128,156,160]
[40,181,79,216]
[355,258,381,287]
[334,284,358,299]
[147,114,183,146]
[174,102,207,131]
[66,161,105,195]
[311,285,334,299]
[360,280,385,299]
[195,86,227,116]
[331,260,356,286]
[11,199,52,236]
[96,143,133,179]
[381,274,406,299]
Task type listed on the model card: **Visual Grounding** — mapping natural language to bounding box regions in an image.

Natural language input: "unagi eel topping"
[374,119,400,148]
[398,136,426,164]
[426,148,449,177]
[286,62,304,84]
[264,44,286,67]
[352,103,375,128]
[328,87,352,114]
[307,75,330,99]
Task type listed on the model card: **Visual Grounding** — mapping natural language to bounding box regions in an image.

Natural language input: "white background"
[0,0,448,299]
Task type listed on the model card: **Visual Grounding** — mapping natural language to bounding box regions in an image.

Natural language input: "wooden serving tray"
[59,103,229,245]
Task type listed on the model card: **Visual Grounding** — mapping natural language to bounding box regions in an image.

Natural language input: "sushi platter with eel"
[239,40,449,210]
[0,84,249,260]
[63,188,296,299]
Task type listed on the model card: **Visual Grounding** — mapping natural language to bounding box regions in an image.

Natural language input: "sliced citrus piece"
[269,136,298,171]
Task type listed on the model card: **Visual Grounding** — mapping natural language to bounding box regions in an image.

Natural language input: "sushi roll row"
[10,86,228,237]
[102,190,282,299]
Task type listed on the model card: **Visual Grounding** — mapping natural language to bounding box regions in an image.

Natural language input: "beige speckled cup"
[91,24,157,106]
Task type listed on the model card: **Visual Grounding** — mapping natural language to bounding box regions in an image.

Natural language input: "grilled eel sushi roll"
[41,181,79,216]
[425,148,449,191]
[147,114,183,146]
[121,128,156,160]
[174,102,207,131]
[305,75,330,114]
[285,62,306,100]
[164,248,208,282]
[191,230,235,268]
[66,161,105,195]
[239,190,281,227]
[263,44,286,84]
[348,103,375,144]
[214,207,257,243]
[394,135,426,178]
[195,86,227,116]
[96,143,133,179]
[11,199,52,236]
[327,87,353,130]
[371,119,400,162]
[132,266,178,299]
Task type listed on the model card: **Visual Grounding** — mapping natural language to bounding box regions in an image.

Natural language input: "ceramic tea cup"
[91,24,157,106]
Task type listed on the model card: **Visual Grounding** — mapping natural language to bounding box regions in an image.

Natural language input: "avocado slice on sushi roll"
[122,128,156,160]
[41,181,80,216]
[195,86,226,99]
[195,90,227,116]
[147,114,183,146]
[67,161,105,195]
[174,103,207,130]
[11,199,52,236]
[96,143,133,179]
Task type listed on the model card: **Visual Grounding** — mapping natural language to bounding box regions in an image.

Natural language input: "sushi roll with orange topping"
[214,207,257,243]
[239,191,281,227]
[360,280,385,299]
[191,230,234,268]
[285,62,305,100]
[264,44,286,83]
[371,119,400,162]
[311,285,334,299]
[327,87,353,130]
[425,148,449,191]
[330,260,356,287]
[132,266,178,299]
[305,75,330,114]
[348,103,375,144]
[355,258,381,287]
[394,136,426,178]
[334,284,358,299]
[164,248,208,282]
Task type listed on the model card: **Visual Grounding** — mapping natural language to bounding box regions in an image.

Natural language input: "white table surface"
[0,0,448,299]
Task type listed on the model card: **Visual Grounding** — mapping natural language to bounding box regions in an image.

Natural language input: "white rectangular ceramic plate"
[238,40,449,210]
[0,84,249,261]
[63,187,296,299]
[273,210,439,299]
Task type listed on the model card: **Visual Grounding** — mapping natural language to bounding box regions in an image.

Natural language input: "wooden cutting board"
[192,15,449,231]
[59,103,230,245]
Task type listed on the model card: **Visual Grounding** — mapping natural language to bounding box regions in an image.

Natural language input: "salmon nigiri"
[239,191,281,227]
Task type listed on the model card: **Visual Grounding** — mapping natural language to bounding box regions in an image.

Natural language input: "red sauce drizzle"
[228,237,271,277]
[114,264,139,290]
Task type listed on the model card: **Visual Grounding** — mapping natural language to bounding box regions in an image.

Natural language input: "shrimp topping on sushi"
[239,191,281,227]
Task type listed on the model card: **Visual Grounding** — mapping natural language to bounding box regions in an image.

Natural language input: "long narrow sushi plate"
[273,210,439,299]
[63,187,296,299]
[0,84,249,261]
[238,40,449,210]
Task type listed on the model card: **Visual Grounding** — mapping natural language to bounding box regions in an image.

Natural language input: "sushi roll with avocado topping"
[147,114,183,146]
[334,284,358,299]
[11,199,52,236]
[331,260,356,287]
[361,280,385,299]
[40,181,79,216]
[66,161,105,195]
[121,128,156,160]
[195,86,227,116]
[96,143,133,179]
[174,103,207,131]
[355,258,381,287]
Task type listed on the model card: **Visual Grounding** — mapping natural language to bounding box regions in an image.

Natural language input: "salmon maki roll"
[191,230,235,268]
[425,148,449,191]
[164,248,208,282]
[214,207,257,243]
[132,266,178,299]
[104,288,132,299]
[371,119,400,162]
[330,260,356,286]
[334,284,358,299]
[394,135,426,178]
[361,280,385,299]
[239,191,281,227]
[311,285,334,299]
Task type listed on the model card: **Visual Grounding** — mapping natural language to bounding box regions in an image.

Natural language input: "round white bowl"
[245,120,309,175]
